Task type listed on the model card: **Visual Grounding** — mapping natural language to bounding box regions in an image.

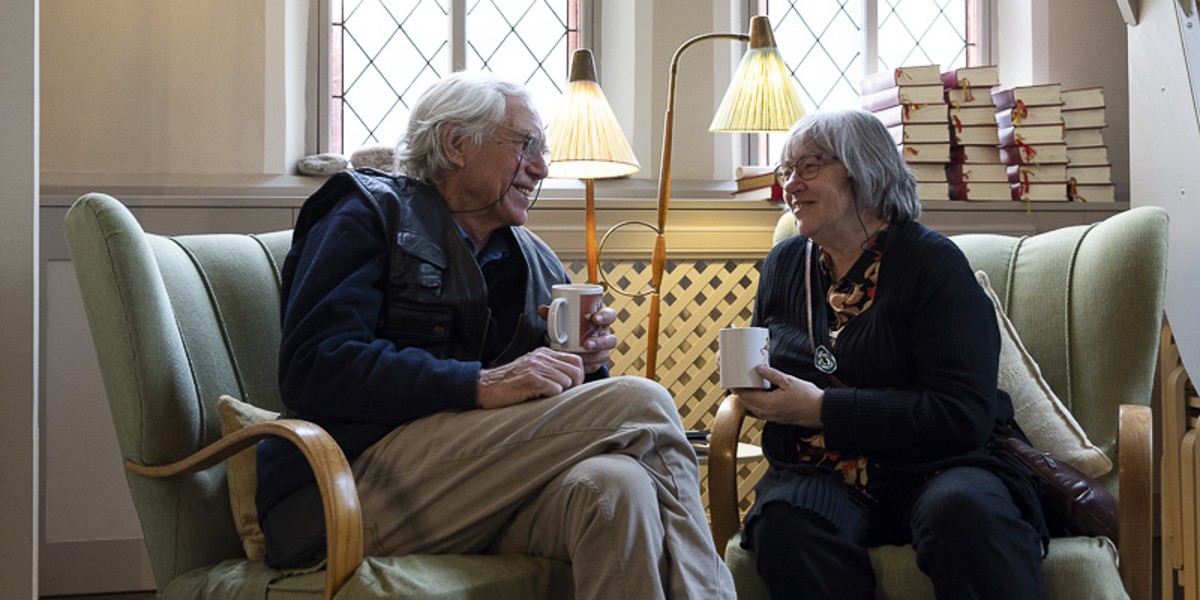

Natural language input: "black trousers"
[746,466,1044,600]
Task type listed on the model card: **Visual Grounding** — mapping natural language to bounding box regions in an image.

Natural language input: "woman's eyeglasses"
[774,153,839,186]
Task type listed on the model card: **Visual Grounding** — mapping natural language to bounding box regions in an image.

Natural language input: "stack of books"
[860,64,950,200]
[1060,87,1115,202]
[941,65,1009,201]
[732,165,782,201]
[993,83,1069,202]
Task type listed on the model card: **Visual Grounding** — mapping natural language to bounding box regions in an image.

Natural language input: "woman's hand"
[735,364,825,427]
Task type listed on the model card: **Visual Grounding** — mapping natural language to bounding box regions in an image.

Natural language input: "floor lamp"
[546,48,641,284]
[627,15,805,380]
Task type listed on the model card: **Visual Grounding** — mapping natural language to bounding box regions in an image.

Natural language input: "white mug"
[718,326,771,389]
[547,283,605,352]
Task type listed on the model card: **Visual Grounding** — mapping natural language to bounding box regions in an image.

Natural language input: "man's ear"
[442,123,469,168]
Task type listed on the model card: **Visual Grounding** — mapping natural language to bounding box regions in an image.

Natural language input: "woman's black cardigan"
[751,218,1046,540]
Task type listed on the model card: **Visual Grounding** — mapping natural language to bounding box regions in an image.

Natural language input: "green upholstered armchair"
[709,206,1167,600]
[64,193,573,599]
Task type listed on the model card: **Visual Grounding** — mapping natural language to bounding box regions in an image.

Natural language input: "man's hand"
[477,347,585,409]
[538,304,618,374]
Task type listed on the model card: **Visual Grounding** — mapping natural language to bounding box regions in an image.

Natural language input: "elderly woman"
[257,72,735,599]
[736,109,1047,599]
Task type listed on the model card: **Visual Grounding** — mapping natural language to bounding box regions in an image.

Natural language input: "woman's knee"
[910,468,1022,543]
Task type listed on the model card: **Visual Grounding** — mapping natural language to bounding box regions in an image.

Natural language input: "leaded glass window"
[330,0,579,155]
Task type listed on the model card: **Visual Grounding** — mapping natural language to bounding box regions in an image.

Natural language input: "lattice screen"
[564,257,769,517]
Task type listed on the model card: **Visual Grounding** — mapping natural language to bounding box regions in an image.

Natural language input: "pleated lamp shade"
[547,49,640,179]
[709,15,806,133]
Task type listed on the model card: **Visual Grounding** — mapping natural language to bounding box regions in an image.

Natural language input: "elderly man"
[255,72,734,599]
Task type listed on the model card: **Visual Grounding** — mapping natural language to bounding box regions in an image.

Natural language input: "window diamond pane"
[765,0,971,161]
[467,0,570,117]
[770,0,968,112]
[878,0,967,73]
[333,0,575,155]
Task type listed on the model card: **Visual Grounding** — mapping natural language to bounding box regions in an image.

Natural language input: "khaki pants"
[352,376,735,600]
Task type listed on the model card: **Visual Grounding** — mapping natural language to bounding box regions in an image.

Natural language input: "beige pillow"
[976,271,1113,478]
[217,394,280,561]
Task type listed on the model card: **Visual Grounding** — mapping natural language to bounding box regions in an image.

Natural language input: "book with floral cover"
[860,64,943,95]
[992,83,1064,110]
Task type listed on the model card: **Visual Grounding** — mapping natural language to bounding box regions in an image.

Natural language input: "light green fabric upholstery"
[65,193,572,599]
[731,206,1169,599]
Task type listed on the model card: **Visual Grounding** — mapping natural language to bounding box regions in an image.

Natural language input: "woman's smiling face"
[778,147,858,249]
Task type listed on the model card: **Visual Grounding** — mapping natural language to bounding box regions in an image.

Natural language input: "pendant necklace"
[804,239,838,375]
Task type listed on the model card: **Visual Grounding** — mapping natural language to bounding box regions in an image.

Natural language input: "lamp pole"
[645,31,747,381]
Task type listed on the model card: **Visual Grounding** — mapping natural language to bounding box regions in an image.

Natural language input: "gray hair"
[781,109,921,223]
[394,72,531,183]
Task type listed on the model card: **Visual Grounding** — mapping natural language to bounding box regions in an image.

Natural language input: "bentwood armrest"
[1117,404,1152,600]
[709,393,748,555]
[124,418,364,600]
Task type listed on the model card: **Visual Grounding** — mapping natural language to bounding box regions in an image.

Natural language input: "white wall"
[40,0,306,177]
[0,0,39,596]
[1129,0,1200,371]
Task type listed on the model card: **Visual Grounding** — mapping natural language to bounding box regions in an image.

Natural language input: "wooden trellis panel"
[565,257,768,516]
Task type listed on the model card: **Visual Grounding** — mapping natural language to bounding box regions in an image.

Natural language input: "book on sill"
[1013,180,1069,202]
[860,64,943,95]
[1062,107,1107,129]
[945,86,998,109]
[996,105,1064,128]
[947,162,1010,184]
[874,102,949,127]
[907,162,949,182]
[1064,127,1105,147]
[999,142,1069,165]
[1007,163,1068,184]
[941,65,1001,91]
[888,122,950,144]
[917,180,950,201]
[898,142,951,163]
[948,180,1014,202]
[1069,182,1116,202]
[1067,145,1110,165]
[1067,164,1112,185]
[735,165,774,179]
[998,123,1066,146]
[732,182,784,201]
[950,145,1004,164]
[862,84,946,112]
[949,105,1000,127]
[1061,87,1106,111]
[950,124,1000,146]
[736,171,776,191]
[992,83,1064,110]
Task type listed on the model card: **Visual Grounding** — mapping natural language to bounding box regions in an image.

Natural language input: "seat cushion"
[164,554,573,600]
[724,532,1127,599]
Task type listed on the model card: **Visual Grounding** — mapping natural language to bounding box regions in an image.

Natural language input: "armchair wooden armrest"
[1118,404,1152,600]
[709,393,748,555]
[124,418,363,600]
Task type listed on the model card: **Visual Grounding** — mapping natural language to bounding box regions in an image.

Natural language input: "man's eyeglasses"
[774,153,839,186]
[489,121,551,162]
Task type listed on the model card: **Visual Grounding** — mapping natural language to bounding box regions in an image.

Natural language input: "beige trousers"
[351,375,735,600]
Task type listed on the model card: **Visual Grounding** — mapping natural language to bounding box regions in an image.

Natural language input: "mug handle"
[547,297,569,345]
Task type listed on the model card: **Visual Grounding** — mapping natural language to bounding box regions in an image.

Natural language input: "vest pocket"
[380,302,453,354]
